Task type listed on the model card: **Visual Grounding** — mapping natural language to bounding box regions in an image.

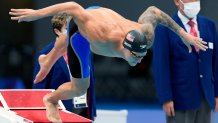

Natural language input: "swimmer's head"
[51,15,70,37]
[123,30,148,53]
[123,30,148,66]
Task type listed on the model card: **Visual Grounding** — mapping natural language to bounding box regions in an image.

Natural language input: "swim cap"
[123,30,148,53]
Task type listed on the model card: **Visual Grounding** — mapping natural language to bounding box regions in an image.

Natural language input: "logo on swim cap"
[126,33,135,42]
[123,30,148,53]
[140,45,147,49]
[124,42,132,48]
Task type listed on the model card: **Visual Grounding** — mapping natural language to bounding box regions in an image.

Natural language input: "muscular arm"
[10,2,87,22]
[138,6,208,52]
[138,6,183,37]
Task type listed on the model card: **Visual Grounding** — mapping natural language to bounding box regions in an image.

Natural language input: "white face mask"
[180,0,201,18]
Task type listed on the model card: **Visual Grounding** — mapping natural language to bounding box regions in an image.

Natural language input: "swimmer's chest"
[90,41,121,57]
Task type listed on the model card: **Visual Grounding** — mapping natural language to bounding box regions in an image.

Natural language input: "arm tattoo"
[158,11,182,35]
[138,6,182,36]
[138,7,157,27]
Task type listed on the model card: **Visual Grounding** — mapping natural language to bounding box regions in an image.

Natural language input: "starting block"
[0,89,92,123]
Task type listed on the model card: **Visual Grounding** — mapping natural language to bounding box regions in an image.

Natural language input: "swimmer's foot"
[43,95,62,123]
[34,54,52,84]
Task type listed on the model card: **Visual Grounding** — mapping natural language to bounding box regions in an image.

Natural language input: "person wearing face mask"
[153,0,218,123]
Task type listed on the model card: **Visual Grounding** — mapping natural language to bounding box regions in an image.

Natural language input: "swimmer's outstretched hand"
[180,29,208,53]
[9,9,41,23]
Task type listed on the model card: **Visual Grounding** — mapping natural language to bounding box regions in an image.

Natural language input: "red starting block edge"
[0,89,92,123]
[0,91,9,110]
[0,89,65,110]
